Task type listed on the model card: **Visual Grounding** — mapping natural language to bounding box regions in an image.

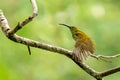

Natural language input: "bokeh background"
[0,0,120,80]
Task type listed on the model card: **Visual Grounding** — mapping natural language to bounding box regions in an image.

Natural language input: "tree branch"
[0,10,98,78]
[91,54,120,59]
[9,0,38,35]
[0,0,120,80]
[100,66,120,77]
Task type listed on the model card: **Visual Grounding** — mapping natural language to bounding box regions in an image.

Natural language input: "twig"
[9,0,38,35]
[96,54,120,59]
[90,54,120,62]
[9,0,38,55]
[99,66,120,77]
[27,46,31,55]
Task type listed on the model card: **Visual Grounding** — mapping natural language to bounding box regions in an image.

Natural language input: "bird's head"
[59,24,86,40]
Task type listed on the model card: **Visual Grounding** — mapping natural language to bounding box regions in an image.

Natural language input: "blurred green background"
[0,0,120,80]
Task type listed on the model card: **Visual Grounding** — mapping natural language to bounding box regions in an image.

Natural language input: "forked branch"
[0,0,120,80]
[9,0,38,35]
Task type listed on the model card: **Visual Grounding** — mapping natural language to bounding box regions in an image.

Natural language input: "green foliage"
[0,0,120,80]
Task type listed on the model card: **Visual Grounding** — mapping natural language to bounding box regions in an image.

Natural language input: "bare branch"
[0,9,99,79]
[0,10,11,36]
[94,54,120,59]
[100,66,120,77]
[90,54,120,63]
[0,0,120,80]
[30,0,38,14]
[9,0,38,35]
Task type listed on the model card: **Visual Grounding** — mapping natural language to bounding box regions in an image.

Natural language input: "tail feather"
[82,51,87,60]
[73,48,91,61]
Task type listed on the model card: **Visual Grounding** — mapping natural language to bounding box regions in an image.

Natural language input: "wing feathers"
[72,38,94,61]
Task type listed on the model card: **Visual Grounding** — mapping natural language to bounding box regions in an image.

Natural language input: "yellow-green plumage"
[60,24,94,61]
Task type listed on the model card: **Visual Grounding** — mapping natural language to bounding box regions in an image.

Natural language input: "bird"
[60,24,94,62]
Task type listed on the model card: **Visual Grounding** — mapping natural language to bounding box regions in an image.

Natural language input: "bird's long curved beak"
[59,24,71,28]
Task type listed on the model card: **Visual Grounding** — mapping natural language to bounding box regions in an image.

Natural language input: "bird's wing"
[73,38,94,61]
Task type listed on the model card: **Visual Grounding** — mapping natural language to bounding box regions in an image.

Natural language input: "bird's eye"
[75,33,78,36]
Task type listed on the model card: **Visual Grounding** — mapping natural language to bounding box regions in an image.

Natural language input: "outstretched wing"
[72,38,94,61]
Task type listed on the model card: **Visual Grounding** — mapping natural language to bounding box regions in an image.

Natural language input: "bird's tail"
[72,47,92,62]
